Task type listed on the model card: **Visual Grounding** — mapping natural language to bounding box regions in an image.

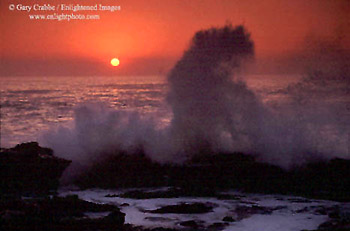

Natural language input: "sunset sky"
[1,0,349,76]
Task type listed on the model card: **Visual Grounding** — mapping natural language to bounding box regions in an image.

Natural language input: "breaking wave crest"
[41,25,349,179]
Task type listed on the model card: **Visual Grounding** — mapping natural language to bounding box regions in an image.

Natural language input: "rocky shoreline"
[0,142,71,195]
[2,192,349,231]
[1,142,349,230]
[74,149,350,202]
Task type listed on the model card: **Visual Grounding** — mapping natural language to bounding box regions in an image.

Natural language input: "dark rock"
[144,216,174,222]
[120,189,181,199]
[339,206,350,221]
[0,195,118,219]
[11,142,53,156]
[235,205,273,220]
[313,206,330,216]
[288,198,312,203]
[74,152,168,189]
[318,220,340,229]
[179,220,199,228]
[102,210,125,226]
[119,187,217,199]
[148,202,214,214]
[317,220,350,231]
[290,158,350,202]
[0,142,71,195]
[296,207,310,213]
[222,216,235,222]
[74,149,350,202]
[306,205,350,231]
[272,205,288,211]
[105,194,119,197]
[208,222,229,230]
[329,210,341,219]
[0,195,125,231]
[37,194,117,218]
[142,228,179,231]
[216,194,242,200]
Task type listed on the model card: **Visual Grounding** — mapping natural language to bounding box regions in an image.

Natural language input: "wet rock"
[75,150,350,202]
[296,207,310,213]
[0,210,25,223]
[0,195,125,231]
[149,202,214,214]
[318,220,340,229]
[317,220,350,231]
[339,205,350,221]
[120,189,181,199]
[0,142,71,195]
[235,205,273,220]
[288,198,312,203]
[308,205,350,231]
[142,228,179,231]
[222,216,235,222]
[329,211,341,219]
[290,158,350,202]
[144,217,174,222]
[313,206,329,215]
[102,210,125,226]
[272,205,288,211]
[38,194,117,217]
[208,222,229,230]
[75,152,168,189]
[120,187,218,199]
[239,200,257,205]
[216,194,242,200]
[105,194,119,197]
[179,220,199,228]
[9,142,53,156]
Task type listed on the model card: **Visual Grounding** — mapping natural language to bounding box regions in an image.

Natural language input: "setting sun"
[110,58,120,67]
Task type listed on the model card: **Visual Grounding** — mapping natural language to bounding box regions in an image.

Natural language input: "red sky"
[1,0,349,76]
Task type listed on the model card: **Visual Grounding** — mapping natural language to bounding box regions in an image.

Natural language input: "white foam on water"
[59,188,339,231]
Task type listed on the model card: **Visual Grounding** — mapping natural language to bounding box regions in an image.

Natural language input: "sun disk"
[110,58,120,67]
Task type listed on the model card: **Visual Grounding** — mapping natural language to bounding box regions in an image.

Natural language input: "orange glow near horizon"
[1,0,349,76]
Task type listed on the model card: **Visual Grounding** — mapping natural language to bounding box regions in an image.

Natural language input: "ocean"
[0,74,297,148]
[0,75,168,147]
[1,72,349,169]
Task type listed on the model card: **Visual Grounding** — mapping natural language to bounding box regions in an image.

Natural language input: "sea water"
[0,74,299,148]
[58,187,338,231]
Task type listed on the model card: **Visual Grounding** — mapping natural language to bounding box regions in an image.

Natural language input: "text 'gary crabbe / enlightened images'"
[8,3,121,21]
